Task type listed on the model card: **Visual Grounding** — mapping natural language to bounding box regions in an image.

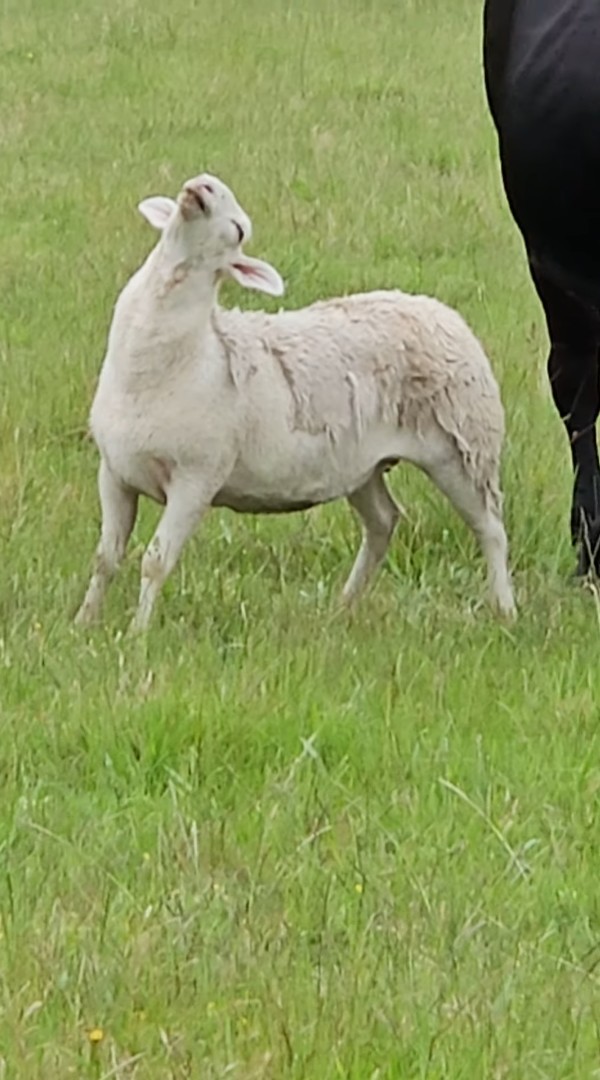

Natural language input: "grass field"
[2,0,600,1076]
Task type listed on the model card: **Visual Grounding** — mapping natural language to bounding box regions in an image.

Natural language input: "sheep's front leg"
[75,460,138,626]
[130,484,210,633]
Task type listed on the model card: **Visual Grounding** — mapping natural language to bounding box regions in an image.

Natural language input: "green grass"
[1,0,599,1076]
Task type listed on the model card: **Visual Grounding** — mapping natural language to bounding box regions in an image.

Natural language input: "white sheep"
[75,172,516,631]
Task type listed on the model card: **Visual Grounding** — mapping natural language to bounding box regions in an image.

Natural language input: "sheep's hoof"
[494,597,517,622]
[500,604,518,623]
[340,589,358,607]
[127,614,149,636]
[74,606,97,628]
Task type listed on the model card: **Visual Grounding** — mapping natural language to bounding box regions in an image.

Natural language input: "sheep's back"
[215,291,503,451]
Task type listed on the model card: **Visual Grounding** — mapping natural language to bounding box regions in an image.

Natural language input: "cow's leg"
[531,264,600,573]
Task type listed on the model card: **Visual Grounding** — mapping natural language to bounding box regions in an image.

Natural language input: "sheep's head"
[138,173,284,297]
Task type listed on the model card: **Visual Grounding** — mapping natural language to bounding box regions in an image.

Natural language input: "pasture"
[1,0,599,1075]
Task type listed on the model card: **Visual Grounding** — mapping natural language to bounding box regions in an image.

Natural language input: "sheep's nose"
[181,181,214,216]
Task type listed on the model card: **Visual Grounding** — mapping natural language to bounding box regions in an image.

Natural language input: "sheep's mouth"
[184,187,207,213]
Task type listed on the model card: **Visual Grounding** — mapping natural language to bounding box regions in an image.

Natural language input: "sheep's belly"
[213,470,346,514]
[212,491,326,514]
[214,429,398,514]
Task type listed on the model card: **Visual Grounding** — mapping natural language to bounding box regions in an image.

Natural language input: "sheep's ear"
[137,196,177,231]
[227,256,284,297]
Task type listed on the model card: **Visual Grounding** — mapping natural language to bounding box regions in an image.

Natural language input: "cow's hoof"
[575,517,600,577]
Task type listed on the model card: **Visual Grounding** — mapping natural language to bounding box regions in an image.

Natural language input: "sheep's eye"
[204,184,214,194]
[233,220,244,244]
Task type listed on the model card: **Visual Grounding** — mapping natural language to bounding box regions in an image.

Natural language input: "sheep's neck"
[111,253,218,387]
[149,243,217,306]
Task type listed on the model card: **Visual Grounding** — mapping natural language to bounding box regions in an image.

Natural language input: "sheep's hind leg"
[75,459,138,626]
[342,469,403,604]
[426,455,516,618]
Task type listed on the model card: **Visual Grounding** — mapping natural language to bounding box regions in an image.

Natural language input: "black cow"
[483,0,600,573]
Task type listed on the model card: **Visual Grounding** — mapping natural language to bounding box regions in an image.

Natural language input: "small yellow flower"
[88,1027,104,1043]
[142,852,150,862]
[207,1001,216,1014]
[354,882,364,894]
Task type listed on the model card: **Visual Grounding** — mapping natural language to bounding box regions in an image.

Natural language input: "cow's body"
[484,0,600,570]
